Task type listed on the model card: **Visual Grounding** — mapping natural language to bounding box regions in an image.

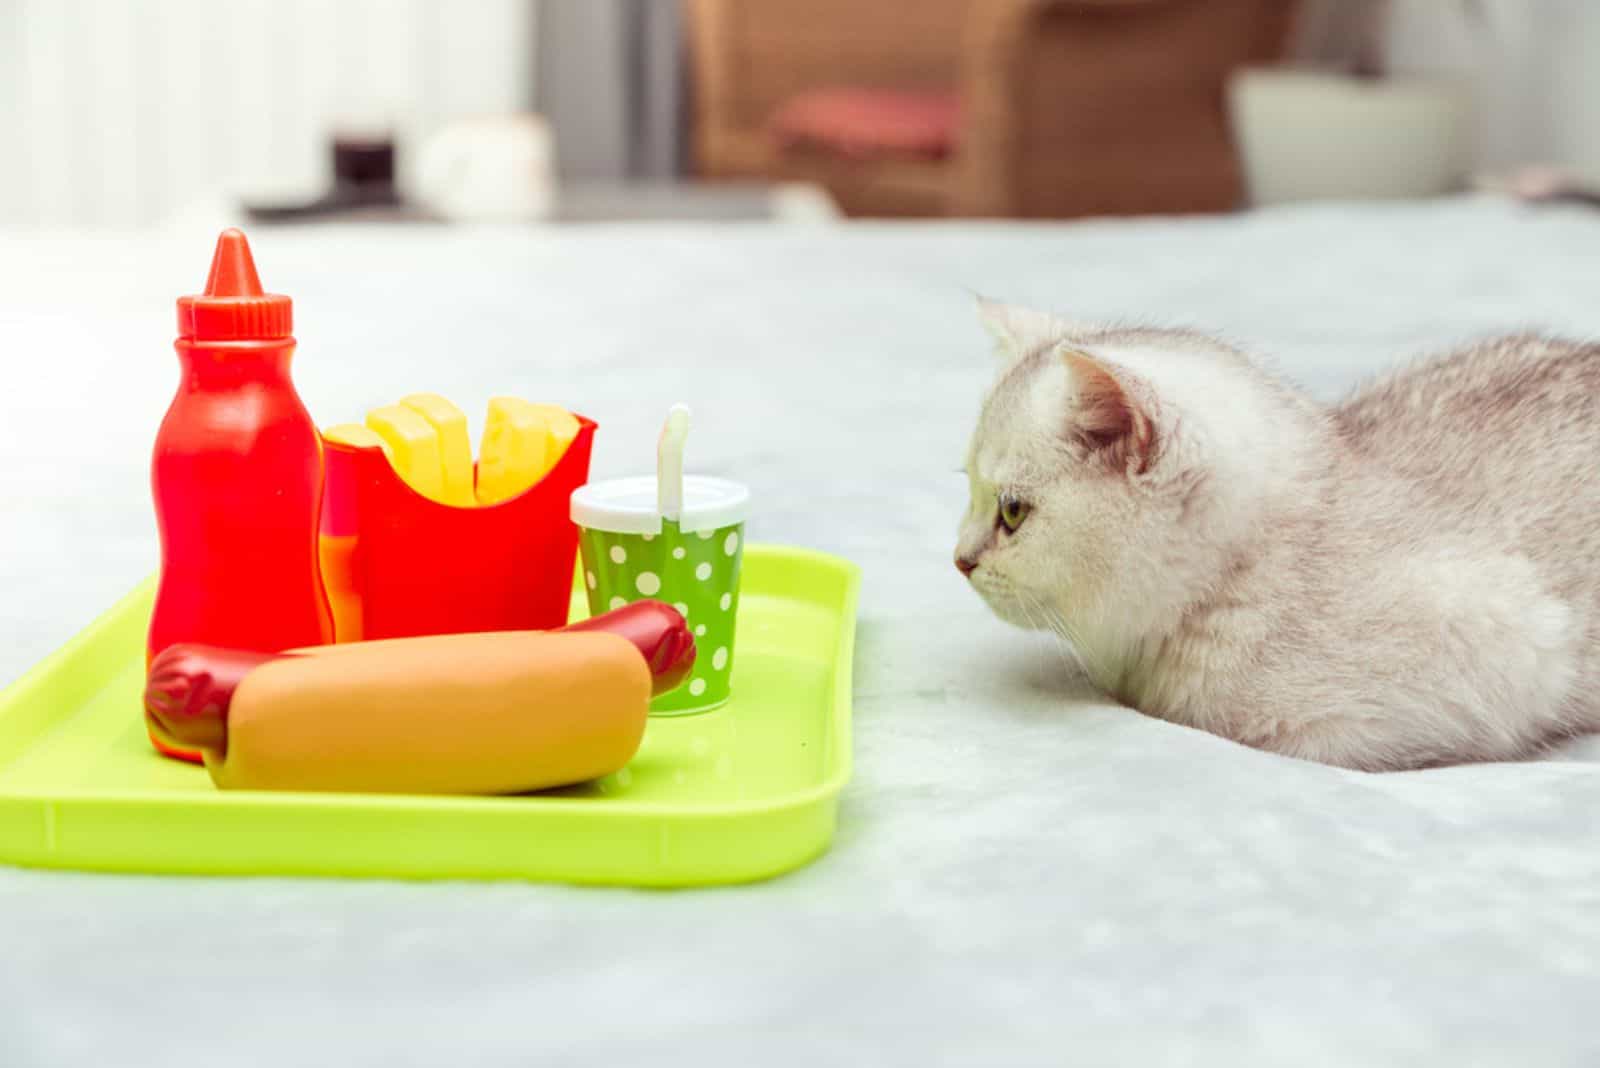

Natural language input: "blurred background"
[3,0,1598,230]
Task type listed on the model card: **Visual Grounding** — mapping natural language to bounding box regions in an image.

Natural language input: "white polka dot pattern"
[581,524,747,713]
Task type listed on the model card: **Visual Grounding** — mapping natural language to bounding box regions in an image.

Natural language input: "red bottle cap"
[176,229,293,341]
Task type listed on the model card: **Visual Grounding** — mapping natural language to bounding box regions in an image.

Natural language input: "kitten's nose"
[955,554,978,578]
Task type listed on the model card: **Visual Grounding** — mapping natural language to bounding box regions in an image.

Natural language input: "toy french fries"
[320,399,595,641]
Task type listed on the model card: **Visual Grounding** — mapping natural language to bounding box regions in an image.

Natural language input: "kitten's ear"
[1060,348,1157,475]
[977,297,1067,362]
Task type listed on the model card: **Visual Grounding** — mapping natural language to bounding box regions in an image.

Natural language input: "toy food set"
[572,404,750,715]
[0,228,858,887]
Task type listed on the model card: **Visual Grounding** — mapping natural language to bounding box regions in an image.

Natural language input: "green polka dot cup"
[571,475,750,715]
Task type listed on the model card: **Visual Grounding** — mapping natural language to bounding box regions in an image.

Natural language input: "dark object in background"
[330,137,396,192]
[686,0,1298,219]
[243,132,425,223]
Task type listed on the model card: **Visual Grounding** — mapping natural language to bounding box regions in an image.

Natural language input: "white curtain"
[0,0,536,227]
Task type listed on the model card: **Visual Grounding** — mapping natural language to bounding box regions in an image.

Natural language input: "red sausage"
[145,644,282,755]
[564,600,697,697]
[145,601,696,753]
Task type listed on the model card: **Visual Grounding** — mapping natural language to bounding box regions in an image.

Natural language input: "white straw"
[657,403,691,522]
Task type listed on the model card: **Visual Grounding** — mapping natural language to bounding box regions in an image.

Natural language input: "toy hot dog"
[144,601,695,795]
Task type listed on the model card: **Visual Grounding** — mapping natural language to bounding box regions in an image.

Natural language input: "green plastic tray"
[0,545,858,887]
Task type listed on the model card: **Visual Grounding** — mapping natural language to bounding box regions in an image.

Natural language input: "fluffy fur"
[956,299,1600,770]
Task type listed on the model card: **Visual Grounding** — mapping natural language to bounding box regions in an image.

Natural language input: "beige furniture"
[686,0,1298,218]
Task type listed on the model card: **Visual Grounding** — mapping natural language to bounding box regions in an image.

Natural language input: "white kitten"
[956,299,1600,770]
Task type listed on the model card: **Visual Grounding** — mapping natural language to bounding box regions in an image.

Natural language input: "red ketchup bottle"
[148,229,333,761]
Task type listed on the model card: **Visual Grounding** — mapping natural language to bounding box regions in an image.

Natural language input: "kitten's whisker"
[1040,600,1095,683]
[1014,593,1050,676]
[1022,591,1087,681]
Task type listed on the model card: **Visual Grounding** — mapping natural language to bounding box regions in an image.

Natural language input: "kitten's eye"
[998,496,1031,533]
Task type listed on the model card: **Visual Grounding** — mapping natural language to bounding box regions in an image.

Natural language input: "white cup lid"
[571,475,749,535]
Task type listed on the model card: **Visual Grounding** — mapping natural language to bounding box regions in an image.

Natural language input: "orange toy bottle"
[147,229,333,761]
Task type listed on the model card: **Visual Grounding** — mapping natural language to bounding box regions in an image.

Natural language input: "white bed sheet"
[1,197,1596,1066]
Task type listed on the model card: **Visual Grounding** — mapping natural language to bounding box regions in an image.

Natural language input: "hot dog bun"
[208,630,649,794]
